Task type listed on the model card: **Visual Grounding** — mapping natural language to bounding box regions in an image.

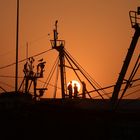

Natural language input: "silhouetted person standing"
[68,81,73,98]
[82,81,87,98]
[74,83,78,98]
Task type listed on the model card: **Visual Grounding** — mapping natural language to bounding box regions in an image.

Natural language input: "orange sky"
[0,0,140,99]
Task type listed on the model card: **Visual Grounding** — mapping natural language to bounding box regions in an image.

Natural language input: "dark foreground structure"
[0,93,140,140]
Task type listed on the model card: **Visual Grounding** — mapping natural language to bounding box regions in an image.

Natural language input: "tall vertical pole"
[15,0,19,93]
[52,21,66,98]
[59,46,65,99]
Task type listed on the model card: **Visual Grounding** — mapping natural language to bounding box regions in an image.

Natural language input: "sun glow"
[67,80,81,92]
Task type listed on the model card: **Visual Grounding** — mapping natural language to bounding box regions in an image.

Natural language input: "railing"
[129,7,140,28]
[50,40,65,48]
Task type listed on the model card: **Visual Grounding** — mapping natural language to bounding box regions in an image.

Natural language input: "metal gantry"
[19,57,47,100]
[111,7,140,108]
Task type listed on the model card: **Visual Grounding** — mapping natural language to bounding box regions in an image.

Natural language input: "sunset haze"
[0,0,140,99]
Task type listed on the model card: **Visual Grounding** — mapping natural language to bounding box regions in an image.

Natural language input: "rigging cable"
[91,79,140,99]
[53,62,59,98]
[43,56,59,89]
[116,88,140,108]
[0,80,15,89]
[0,75,23,79]
[0,86,7,93]
[79,84,115,98]
[38,79,61,89]
[0,48,53,70]
[64,49,108,97]
[120,55,140,99]
[64,49,102,87]
[123,83,140,98]
[64,53,92,99]
[115,55,140,109]
[64,49,105,100]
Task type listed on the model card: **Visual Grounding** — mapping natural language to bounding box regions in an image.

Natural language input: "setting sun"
[67,80,81,92]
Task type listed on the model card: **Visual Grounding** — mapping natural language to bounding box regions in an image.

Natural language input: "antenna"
[53,20,58,48]
[15,0,19,93]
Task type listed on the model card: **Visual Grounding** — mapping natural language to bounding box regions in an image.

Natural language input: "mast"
[51,21,66,99]
[15,0,19,93]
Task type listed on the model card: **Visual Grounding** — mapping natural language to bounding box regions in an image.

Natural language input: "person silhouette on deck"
[74,83,78,98]
[68,81,73,99]
[82,81,87,98]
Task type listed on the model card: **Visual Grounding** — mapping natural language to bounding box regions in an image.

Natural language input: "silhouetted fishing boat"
[1,2,140,139]
[1,3,140,113]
